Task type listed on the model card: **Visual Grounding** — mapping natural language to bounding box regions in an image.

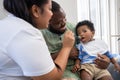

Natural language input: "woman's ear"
[92,31,95,35]
[31,5,41,18]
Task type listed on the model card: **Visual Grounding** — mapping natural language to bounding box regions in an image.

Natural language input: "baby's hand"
[71,64,80,73]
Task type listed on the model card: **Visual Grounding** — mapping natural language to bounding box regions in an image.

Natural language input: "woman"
[0,0,75,80]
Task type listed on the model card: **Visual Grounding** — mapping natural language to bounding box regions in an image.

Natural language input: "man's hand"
[94,54,110,69]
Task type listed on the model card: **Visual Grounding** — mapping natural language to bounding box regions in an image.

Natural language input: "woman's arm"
[32,47,72,80]
[32,30,75,80]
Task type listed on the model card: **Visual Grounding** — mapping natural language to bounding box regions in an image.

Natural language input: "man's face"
[49,10,67,34]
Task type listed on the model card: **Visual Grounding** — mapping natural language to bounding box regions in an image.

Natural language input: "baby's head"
[75,20,95,43]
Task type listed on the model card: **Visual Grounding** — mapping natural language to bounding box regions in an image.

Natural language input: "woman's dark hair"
[75,20,95,36]
[3,0,49,26]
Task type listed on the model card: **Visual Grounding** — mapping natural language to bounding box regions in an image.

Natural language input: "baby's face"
[77,25,94,43]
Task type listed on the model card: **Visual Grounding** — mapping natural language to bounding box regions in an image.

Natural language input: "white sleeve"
[6,30,55,76]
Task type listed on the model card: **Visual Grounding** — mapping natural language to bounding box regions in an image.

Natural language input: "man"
[41,1,80,80]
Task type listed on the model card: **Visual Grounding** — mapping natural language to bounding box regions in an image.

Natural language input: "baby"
[71,20,120,80]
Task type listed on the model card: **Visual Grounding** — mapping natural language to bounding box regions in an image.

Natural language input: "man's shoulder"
[41,29,50,34]
[66,22,75,27]
[66,22,75,31]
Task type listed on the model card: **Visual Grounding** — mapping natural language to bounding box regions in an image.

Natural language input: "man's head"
[48,1,67,35]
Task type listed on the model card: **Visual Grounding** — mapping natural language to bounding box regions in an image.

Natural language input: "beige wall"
[54,0,78,24]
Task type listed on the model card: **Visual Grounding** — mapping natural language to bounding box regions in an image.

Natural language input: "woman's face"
[34,0,53,29]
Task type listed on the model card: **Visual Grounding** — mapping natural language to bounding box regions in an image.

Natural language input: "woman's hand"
[94,54,110,69]
[62,30,75,49]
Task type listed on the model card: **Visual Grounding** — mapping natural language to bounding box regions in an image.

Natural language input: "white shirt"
[77,39,109,64]
[81,39,108,56]
[0,14,55,79]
